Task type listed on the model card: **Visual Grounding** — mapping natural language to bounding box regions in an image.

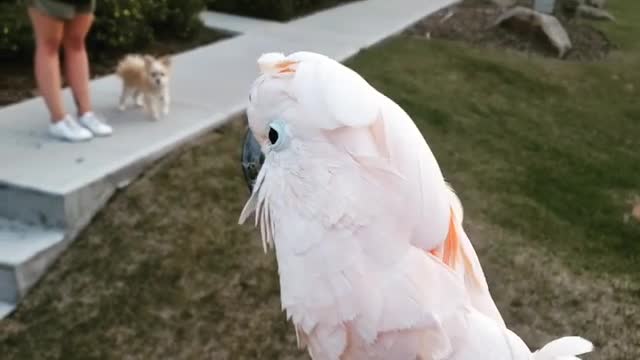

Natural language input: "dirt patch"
[405,0,612,61]
[0,28,228,107]
[465,216,640,359]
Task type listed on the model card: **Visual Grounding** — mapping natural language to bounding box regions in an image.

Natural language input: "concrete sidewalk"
[0,0,456,317]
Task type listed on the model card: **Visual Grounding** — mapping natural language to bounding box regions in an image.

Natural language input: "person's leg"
[28,7,66,123]
[62,12,93,116]
[63,10,111,136]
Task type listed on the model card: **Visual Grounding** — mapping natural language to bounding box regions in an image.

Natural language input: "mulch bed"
[404,0,612,61]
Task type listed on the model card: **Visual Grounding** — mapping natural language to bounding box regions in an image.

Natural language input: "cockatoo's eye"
[266,119,289,151]
[268,127,279,144]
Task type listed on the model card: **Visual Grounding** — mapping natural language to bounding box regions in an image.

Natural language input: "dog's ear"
[143,55,155,68]
[159,56,171,68]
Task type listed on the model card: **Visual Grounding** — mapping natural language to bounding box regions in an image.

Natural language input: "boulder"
[577,4,615,21]
[494,6,572,58]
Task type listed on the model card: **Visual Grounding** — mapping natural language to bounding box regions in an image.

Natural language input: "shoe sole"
[49,133,93,143]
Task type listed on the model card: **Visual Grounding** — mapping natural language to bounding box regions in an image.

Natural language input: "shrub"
[0,3,34,60]
[206,0,357,22]
[90,0,206,52]
[151,0,206,40]
[89,0,156,53]
[206,0,296,21]
[0,0,206,61]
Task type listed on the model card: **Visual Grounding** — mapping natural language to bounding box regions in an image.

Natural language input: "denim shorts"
[29,0,96,20]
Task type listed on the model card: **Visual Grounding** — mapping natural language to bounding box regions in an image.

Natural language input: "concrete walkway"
[0,0,456,318]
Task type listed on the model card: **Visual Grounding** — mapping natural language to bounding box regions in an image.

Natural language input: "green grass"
[347,5,640,279]
[0,0,638,358]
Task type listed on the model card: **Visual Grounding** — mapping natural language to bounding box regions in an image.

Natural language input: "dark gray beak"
[241,128,265,192]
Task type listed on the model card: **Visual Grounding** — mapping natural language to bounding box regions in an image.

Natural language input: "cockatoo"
[239,51,593,360]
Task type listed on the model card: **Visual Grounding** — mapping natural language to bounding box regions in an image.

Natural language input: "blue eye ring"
[267,119,289,151]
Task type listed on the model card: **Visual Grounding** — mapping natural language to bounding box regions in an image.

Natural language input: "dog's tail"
[116,54,145,79]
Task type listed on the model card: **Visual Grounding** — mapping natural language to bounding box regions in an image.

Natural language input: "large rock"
[586,0,607,9]
[577,4,615,20]
[494,6,572,58]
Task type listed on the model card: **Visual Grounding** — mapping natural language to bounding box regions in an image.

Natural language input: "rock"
[439,9,456,24]
[562,0,583,12]
[586,0,606,8]
[492,0,517,9]
[577,4,615,20]
[533,0,557,14]
[494,6,572,58]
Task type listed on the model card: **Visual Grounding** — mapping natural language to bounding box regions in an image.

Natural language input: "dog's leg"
[119,86,132,111]
[134,91,144,107]
[142,94,152,117]
[153,97,162,120]
[145,95,159,121]
[162,88,170,116]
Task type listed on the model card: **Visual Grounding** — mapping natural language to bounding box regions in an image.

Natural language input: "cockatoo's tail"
[239,51,593,360]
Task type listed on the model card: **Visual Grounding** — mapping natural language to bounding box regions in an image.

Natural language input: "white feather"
[532,337,594,360]
[257,52,286,75]
[446,182,464,224]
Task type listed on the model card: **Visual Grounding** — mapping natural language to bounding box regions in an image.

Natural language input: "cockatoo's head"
[242,51,383,190]
[246,52,331,155]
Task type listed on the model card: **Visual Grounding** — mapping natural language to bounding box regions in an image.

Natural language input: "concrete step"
[0,301,15,318]
[0,218,66,305]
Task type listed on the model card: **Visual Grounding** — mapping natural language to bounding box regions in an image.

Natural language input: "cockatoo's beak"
[241,128,265,192]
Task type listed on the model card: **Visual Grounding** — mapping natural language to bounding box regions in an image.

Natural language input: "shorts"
[28,0,96,21]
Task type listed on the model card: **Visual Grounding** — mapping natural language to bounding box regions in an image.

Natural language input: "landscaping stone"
[494,6,572,58]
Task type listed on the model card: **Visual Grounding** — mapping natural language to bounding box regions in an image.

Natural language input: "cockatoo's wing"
[239,138,471,359]
[320,89,506,327]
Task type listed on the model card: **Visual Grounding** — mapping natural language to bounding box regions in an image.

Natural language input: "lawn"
[0,0,638,359]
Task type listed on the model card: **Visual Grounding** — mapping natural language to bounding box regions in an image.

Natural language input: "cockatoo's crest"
[258,52,299,75]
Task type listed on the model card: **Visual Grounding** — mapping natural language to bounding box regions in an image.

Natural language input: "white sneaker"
[79,112,113,136]
[49,115,93,142]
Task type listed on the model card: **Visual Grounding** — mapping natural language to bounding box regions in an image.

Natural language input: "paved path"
[0,0,456,317]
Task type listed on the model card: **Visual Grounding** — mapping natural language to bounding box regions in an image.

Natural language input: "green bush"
[91,0,206,53]
[89,0,156,53]
[151,0,206,40]
[206,0,357,22]
[0,0,205,61]
[0,3,34,60]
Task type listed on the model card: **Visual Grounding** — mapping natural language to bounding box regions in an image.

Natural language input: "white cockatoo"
[239,51,593,360]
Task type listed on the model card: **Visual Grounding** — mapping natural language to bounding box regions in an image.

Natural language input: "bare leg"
[62,13,94,116]
[28,8,65,123]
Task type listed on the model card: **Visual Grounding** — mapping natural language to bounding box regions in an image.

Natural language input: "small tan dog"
[116,54,172,120]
